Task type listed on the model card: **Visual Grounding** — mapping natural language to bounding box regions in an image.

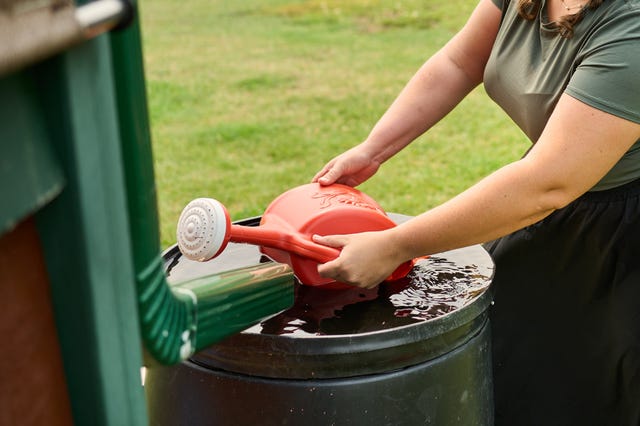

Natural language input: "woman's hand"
[313,230,405,289]
[312,146,381,187]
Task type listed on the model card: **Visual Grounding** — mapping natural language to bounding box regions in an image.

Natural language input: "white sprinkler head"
[177,198,230,261]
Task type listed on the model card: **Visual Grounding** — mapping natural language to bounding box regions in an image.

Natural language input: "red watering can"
[176,183,414,288]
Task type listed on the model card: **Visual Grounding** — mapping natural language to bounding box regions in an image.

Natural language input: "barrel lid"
[163,215,494,379]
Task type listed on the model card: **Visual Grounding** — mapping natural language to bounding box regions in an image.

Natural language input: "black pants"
[487,178,640,426]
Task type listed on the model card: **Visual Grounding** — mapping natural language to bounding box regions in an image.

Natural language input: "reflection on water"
[249,255,492,337]
[391,257,491,321]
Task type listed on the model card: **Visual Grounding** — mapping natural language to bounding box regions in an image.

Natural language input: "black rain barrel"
[145,214,494,425]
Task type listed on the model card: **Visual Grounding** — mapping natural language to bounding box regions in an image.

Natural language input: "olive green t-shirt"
[484,0,640,190]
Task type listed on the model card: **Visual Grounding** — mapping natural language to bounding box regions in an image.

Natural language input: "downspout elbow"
[137,256,293,365]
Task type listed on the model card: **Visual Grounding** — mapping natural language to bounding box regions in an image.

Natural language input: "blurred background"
[140,0,528,248]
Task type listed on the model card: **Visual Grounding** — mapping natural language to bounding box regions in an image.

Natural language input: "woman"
[311,0,640,423]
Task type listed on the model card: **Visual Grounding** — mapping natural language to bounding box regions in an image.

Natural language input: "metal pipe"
[75,0,133,38]
[0,0,133,77]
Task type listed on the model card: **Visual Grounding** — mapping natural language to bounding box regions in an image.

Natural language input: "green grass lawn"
[140,0,528,248]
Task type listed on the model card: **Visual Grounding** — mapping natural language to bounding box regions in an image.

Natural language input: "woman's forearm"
[388,159,559,261]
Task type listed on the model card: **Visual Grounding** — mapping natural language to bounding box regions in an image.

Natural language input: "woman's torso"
[483,0,640,191]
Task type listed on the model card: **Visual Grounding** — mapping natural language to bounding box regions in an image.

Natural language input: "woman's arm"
[313,0,502,186]
[315,94,640,288]
[361,0,502,163]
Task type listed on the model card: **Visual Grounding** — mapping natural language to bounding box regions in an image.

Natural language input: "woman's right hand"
[312,146,381,187]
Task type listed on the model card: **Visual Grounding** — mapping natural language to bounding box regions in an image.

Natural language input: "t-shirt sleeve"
[491,0,505,10]
[565,6,640,124]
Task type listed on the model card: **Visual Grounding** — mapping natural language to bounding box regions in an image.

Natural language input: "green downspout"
[108,4,294,365]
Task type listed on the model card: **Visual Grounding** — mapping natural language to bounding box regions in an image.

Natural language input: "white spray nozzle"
[177,198,230,261]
